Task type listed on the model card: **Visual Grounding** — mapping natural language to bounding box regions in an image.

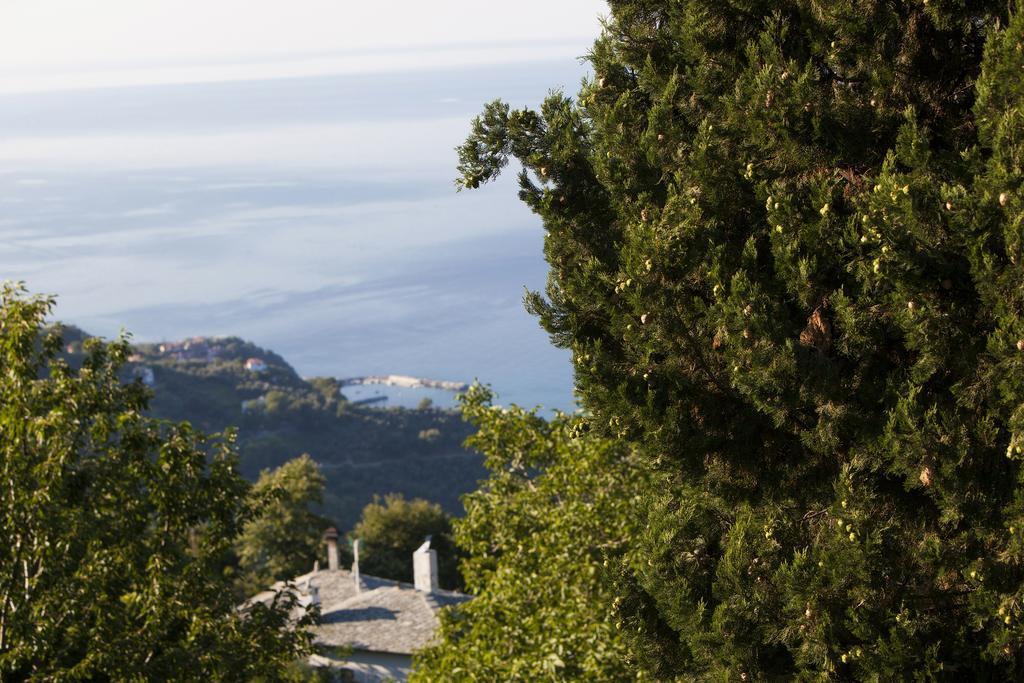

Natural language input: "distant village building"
[249,531,469,682]
[158,337,223,362]
[244,357,268,373]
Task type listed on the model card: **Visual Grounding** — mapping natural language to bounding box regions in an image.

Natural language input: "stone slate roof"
[251,567,470,656]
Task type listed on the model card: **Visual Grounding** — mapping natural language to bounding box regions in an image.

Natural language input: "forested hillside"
[59,326,481,529]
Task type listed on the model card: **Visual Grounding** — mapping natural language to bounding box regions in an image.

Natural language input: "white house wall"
[316,650,412,682]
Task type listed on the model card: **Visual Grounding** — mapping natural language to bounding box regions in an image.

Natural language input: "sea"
[0,55,592,412]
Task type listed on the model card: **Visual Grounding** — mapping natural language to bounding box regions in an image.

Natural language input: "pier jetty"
[338,375,469,392]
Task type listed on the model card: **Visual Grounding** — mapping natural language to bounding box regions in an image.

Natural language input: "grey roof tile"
[252,567,470,655]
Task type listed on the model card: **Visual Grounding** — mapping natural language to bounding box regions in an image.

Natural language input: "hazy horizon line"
[0,38,595,96]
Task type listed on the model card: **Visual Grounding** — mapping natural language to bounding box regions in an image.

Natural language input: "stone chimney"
[413,537,439,593]
[323,527,340,571]
[352,538,362,593]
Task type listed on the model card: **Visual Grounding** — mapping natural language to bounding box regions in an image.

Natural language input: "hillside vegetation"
[60,326,481,529]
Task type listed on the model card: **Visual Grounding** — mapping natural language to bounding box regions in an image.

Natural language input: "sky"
[0,0,607,171]
[0,1,607,90]
[0,1,608,411]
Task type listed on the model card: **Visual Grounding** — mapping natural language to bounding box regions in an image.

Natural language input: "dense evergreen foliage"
[411,386,648,681]
[0,284,313,680]
[458,1,1024,677]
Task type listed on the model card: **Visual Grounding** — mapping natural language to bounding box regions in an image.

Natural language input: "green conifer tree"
[457,1,1024,677]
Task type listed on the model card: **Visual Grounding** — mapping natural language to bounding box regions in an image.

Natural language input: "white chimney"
[413,538,439,593]
[352,538,362,593]
[323,527,340,571]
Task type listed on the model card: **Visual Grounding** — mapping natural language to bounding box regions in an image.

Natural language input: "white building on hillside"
[244,357,268,373]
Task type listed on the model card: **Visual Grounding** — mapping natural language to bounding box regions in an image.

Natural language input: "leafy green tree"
[351,493,461,590]
[411,386,648,681]
[308,376,342,406]
[457,1,1024,677]
[236,454,334,595]
[0,284,313,680]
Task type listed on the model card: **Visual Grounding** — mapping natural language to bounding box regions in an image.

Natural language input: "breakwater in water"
[338,375,470,392]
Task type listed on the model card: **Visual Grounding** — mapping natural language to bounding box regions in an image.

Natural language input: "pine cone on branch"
[799,307,832,352]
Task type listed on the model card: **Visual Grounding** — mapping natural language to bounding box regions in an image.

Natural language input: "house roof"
[250,567,469,656]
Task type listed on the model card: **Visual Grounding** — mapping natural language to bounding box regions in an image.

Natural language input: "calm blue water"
[0,59,588,411]
[342,384,461,410]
